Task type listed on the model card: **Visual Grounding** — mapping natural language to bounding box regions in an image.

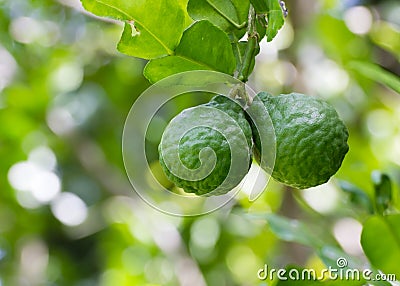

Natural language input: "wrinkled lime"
[252,92,349,189]
[159,95,253,195]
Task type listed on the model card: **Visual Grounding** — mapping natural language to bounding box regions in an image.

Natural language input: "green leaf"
[144,20,236,83]
[256,14,267,40]
[370,21,400,59]
[338,180,374,214]
[252,214,366,268]
[187,0,249,32]
[317,245,363,270]
[361,214,400,278]
[348,61,400,94]
[371,171,393,215]
[266,0,285,41]
[250,0,268,13]
[81,0,186,59]
[178,0,196,27]
[261,213,324,248]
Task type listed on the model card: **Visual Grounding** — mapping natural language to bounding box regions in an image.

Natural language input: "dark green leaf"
[266,0,285,41]
[81,0,186,59]
[256,14,267,40]
[371,171,393,215]
[361,214,400,278]
[338,180,374,214]
[144,20,236,83]
[187,0,249,32]
[348,61,400,94]
[250,0,268,13]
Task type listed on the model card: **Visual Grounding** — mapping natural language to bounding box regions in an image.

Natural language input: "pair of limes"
[159,92,349,195]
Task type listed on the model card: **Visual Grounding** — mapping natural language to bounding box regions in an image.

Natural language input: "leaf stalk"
[237,5,259,83]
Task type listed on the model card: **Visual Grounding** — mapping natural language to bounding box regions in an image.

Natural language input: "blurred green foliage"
[0,0,399,285]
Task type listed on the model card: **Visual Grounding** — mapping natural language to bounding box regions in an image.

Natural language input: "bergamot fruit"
[251,92,349,189]
[159,95,253,196]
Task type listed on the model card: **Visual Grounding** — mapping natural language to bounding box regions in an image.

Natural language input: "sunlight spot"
[273,60,297,86]
[391,136,400,166]
[333,218,363,255]
[226,245,260,282]
[19,239,49,283]
[47,107,76,135]
[302,182,339,213]
[51,192,88,226]
[273,21,294,50]
[190,217,220,249]
[241,164,268,198]
[50,63,83,93]
[144,257,174,284]
[9,16,60,46]
[51,84,103,126]
[8,162,40,192]
[28,146,57,171]
[303,59,349,97]
[15,191,41,209]
[8,160,61,205]
[9,17,42,44]
[152,221,181,253]
[259,22,294,63]
[31,171,61,203]
[0,46,18,92]
[366,109,394,138]
[344,6,373,35]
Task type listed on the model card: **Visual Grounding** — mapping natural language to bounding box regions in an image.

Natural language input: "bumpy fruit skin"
[252,92,349,189]
[159,95,252,196]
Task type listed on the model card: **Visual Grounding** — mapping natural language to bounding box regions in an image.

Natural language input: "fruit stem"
[228,83,252,108]
[237,5,259,83]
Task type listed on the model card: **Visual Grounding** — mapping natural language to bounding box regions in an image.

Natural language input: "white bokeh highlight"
[344,6,373,35]
[333,218,364,256]
[51,192,88,226]
[302,182,340,213]
[7,146,66,209]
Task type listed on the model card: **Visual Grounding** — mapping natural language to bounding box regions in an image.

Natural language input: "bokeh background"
[0,0,399,285]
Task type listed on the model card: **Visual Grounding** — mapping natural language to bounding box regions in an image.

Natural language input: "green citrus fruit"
[159,95,253,196]
[251,92,349,189]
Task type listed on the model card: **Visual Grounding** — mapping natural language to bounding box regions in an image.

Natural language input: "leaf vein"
[205,0,246,29]
[93,0,174,55]
[176,55,216,71]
